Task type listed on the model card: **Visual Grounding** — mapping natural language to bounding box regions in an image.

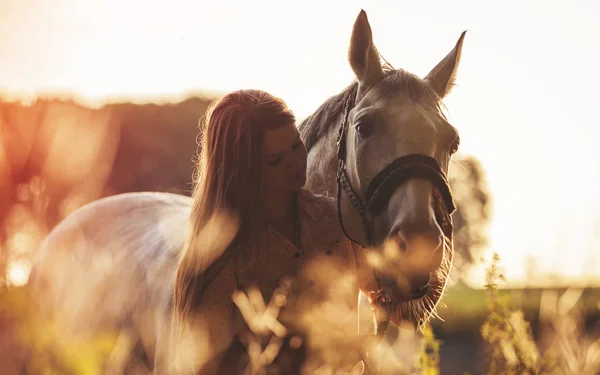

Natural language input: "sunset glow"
[2,0,599,287]
[7,259,31,287]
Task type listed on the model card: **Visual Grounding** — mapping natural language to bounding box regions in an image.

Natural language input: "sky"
[1,0,599,286]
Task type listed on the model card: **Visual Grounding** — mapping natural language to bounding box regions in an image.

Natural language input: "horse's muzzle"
[377,271,431,302]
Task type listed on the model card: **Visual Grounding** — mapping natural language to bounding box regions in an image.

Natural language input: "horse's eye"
[355,121,374,138]
[450,139,460,155]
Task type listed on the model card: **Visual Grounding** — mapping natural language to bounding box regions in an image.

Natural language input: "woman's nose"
[287,152,304,169]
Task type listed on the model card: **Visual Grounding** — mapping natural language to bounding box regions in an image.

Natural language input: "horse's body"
[30,10,466,375]
[29,192,192,372]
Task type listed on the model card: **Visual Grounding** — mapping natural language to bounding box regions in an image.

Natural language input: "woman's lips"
[289,169,306,183]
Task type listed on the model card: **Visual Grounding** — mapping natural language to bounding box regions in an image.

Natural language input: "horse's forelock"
[298,61,401,153]
[375,69,445,113]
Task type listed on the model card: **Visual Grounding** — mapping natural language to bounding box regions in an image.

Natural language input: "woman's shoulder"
[297,189,362,263]
[298,188,349,244]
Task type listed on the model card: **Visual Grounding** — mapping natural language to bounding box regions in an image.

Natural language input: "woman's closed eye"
[268,139,303,166]
[268,156,282,166]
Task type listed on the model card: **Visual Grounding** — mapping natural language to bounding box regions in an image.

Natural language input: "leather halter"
[335,84,456,247]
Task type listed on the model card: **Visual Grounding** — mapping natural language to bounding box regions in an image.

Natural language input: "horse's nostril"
[389,221,442,252]
[411,274,431,290]
[409,274,431,297]
[389,227,409,252]
[378,273,430,301]
[396,234,408,251]
[430,246,444,271]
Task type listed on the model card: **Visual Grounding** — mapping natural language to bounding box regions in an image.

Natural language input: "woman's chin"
[289,174,307,190]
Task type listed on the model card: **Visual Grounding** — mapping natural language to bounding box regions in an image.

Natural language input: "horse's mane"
[298,81,356,153]
[299,62,444,152]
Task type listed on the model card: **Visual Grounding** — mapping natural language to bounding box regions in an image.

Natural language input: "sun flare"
[1,0,599,287]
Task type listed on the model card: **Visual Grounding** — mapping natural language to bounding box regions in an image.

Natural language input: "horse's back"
[29,191,192,341]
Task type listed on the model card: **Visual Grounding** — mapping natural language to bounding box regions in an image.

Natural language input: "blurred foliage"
[472,253,600,375]
[0,283,122,375]
[480,253,560,374]
[415,323,441,375]
[1,255,598,374]
[448,155,492,278]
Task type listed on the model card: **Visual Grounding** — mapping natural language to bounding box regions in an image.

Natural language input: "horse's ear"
[348,10,384,88]
[424,31,467,98]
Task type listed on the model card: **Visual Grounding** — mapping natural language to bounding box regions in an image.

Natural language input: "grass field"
[1,254,598,374]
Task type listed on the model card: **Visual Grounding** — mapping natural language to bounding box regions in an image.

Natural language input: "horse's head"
[338,10,464,322]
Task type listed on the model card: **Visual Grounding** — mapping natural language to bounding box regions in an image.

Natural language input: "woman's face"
[262,122,308,196]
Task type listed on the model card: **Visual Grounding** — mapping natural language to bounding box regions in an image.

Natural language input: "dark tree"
[448,154,492,278]
[0,96,213,288]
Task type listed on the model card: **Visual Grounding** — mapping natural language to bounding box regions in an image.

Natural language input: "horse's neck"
[305,114,341,199]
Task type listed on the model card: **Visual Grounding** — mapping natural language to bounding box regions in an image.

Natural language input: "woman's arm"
[170,259,239,375]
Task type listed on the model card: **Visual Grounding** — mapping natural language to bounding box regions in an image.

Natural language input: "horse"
[28,9,465,375]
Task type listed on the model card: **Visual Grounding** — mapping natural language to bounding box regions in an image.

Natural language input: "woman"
[170,89,379,375]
